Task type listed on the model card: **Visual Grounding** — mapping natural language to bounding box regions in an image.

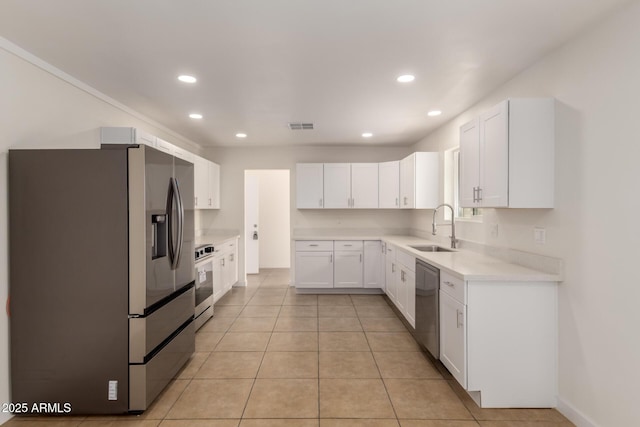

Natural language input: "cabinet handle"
[195,196,198,205]
[382,243,386,253]
[456,309,464,328]
[309,244,319,247]
[230,254,234,261]
[222,258,225,267]
[319,198,323,207]
[401,270,405,281]
[395,197,399,206]
[477,187,482,202]
[330,254,333,263]
[404,197,408,206]
[352,198,355,207]
[209,198,212,206]
[344,244,352,247]
[359,253,362,263]
[443,281,455,288]
[391,263,395,273]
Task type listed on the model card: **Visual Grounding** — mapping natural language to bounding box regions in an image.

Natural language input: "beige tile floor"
[6,269,573,427]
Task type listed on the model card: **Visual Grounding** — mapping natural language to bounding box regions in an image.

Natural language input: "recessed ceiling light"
[427,110,442,117]
[178,75,197,83]
[397,74,415,83]
[362,133,373,138]
[236,133,247,138]
[189,113,203,119]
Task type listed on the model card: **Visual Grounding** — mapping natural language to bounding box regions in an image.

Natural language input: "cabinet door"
[334,251,363,288]
[296,163,324,208]
[400,154,415,209]
[479,100,509,207]
[379,161,400,208]
[295,251,334,288]
[396,269,407,312]
[405,268,416,328]
[440,290,467,388]
[385,253,397,300]
[414,152,439,209]
[351,163,378,208]
[460,119,480,208]
[323,163,351,208]
[208,162,220,209]
[212,255,224,303]
[194,156,209,209]
[363,241,384,288]
[227,240,238,286]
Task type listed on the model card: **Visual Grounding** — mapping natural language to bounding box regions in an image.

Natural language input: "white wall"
[0,41,201,425]
[410,2,640,425]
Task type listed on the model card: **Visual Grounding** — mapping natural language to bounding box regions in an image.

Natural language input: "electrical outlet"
[534,227,546,244]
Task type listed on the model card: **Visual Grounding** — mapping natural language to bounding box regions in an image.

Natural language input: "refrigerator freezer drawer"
[129,320,195,412]
[129,286,195,363]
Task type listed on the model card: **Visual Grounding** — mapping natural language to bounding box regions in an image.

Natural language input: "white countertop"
[294,234,560,282]
[196,233,239,247]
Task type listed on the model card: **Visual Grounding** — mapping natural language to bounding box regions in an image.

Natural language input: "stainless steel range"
[194,243,215,330]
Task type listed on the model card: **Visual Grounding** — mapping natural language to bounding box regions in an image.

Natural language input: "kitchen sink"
[409,245,455,252]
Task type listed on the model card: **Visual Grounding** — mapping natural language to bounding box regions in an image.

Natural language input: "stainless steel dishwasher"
[415,260,439,359]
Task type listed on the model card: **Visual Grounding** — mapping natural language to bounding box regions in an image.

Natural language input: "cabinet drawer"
[218,240,236,253]
[440,271,465,303]
[295,240,333,251]
[396,249,415,272]
[334,240,363,251]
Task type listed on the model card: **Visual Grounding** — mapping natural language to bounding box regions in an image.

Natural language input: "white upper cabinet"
[459,119,480,208]
[324,163,378,209]
[460,98,555,208]
[101,126,156,147]
[295,156,433,210]
[194,155,221,209]
[209,162,220,209]
[379,161,400,208]
[323,163,351,208]
[351,163,379,208]
[400,152,439,209]
[296,163,324,209]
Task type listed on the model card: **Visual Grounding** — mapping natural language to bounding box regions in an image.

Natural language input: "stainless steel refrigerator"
[9,144,195,414]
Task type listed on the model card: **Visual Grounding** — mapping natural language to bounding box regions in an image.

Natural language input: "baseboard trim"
[557,396,599,427]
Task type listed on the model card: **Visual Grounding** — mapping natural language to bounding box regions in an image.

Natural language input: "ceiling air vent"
[288,122,314,130]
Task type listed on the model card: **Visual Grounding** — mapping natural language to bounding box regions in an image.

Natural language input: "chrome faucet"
[432,203,458,249]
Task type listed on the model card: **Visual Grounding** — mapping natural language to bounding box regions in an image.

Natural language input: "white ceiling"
[0,0,630,147]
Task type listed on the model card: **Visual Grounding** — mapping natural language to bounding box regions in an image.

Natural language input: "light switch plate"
[534,227,546,244]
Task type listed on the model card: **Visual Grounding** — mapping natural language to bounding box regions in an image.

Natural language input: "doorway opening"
[244,170,291,276]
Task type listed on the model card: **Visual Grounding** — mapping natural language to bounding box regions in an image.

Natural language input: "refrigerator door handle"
[173,177,184,269]
[166,179,176,268]
[167,177,184,270]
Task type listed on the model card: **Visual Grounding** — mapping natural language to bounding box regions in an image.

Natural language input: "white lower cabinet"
[334,251,363,288]
[439,290,467,387]
[363,241,384,288]
[295,240,385,290]
[295,251,334,288]
[212,237,239,303]
[383,244,415,328]
[439,270,558,408]
[384,246,397,300]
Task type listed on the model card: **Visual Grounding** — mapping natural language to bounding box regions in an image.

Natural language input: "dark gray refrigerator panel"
[9,145,196,415]
[9,149,130,414]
